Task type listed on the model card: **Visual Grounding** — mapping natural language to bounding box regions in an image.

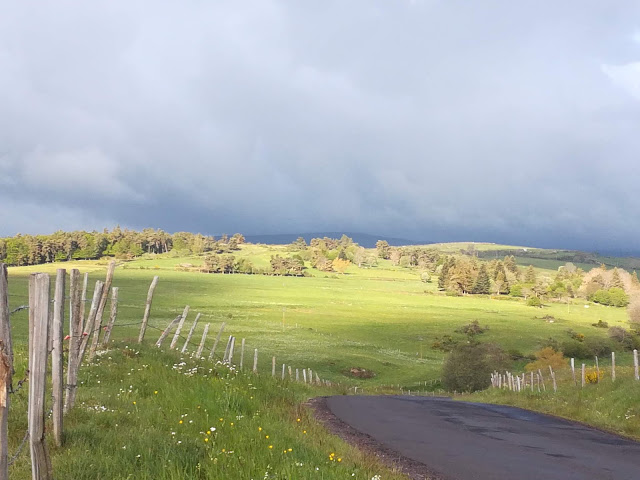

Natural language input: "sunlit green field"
[6,245,629,391]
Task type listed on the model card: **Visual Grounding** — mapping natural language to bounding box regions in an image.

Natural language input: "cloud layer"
[2,1,640,251]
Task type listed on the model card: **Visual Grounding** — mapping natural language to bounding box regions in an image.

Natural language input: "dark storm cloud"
[1,0,640,251]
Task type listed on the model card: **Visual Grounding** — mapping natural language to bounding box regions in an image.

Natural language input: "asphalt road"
[326,395,640,480]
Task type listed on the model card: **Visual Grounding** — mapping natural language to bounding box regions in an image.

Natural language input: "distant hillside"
[244,232,423,248]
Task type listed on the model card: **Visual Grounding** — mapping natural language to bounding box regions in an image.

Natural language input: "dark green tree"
[472,264,491,294]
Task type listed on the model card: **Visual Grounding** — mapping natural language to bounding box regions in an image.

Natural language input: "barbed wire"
[8,429,29,467]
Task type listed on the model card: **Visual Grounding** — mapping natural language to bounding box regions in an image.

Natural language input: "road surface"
[326,395,640,480]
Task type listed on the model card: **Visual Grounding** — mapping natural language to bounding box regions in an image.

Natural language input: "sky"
[1,1,640,252]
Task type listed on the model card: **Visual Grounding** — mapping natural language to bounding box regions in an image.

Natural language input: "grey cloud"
[1,0,640,251]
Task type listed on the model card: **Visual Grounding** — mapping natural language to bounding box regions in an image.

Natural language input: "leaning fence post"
[29,273,53,479]
[79,281,104,364]
[138,276,159,343]
[253,349,258,373]
[538,369,546,391]
[156,315,182,348]
[611,352,616,382]
[223,336,233,363]
[228,337,236,364]
[103,287,119,345]
[80,272,88,333]
[170,306,190,350]
[0,264,12,479]
[65,269,82,413]
[209,322,226,360]
[93,260,116,347]
[196,324,210,358]
[52,269,65,447]
[181,313,200,354]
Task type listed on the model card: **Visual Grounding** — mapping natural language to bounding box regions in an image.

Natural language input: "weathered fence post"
[595,356,600,383]
[634,349,639,381]
[0,264,12,479]
[288,366,292,379]
[295,368,299,382]
[253,349,258,373]
[79,281,104,364]
[29,273,53,479]
[92,260,116,348]
[282,363,286,380]
[103,287,119,345]
[170,306,190,349]
[222,336,233,363]
[611,352,616,382]
[228,337,236,364]
[209,322,226,360]
[549,366,557,393]
[581,364,586,388]
[272,356,276,377]
[138,276,159,343]
[181,313,200,354]
[65,269,82,413]
[156,315,182,348]
[530,371,534,392]
[538,369,546,391]
[240,338,245,369]
[303,369,307,384]
[570,358,576,386]
[315,372,321,384]
[196,324,210,358]
[52,269,65,447]
[80,272,89,331]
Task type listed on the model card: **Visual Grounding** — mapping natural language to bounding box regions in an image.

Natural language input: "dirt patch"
[343,367,376,379]
[306,397,447,480]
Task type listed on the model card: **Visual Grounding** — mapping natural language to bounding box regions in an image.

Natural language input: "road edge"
[305,396,450,480]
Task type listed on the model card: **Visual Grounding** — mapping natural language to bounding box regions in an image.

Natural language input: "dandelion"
[265,435,269,439]
[133,401,136,405]
[258,427,262,431]
[297,418,301,422]
[154,391,158,395]
[268,445,273,449]
[179,420,183,424]
[204,438,209,443]
[303,430,307,434]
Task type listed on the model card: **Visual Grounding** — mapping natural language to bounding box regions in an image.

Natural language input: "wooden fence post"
[288,366,292,379]
[253,349,258,373]
[156,315,182,348]
[228,337,236,364]
[282,364,286,380]
[208,322,226,360]
[138,276,159,343]
[611,352,616,382]
[52,269,65,447]
[530,371,534,392]
[295,368,299,382]
[181,313,200,354]
[103,287,119,345]
[538,369,546,391]
[581,364,586,388]
[595,356,600,383]
[0,264,12,479]
[80,272,89,332]
[29,273,53,479]
[240,338,245,369]
[570,358,576,386]
[548,366,557,393]
[272,356,276,377]
[634,350,639,381]
[223,336,233,363]
[65,269,83,413]
[196,324,210,358]
[315,372,320,384]
[92,260,116,347]
[303,369,307,384]
[170,306,190,350]
[79,281,104,364]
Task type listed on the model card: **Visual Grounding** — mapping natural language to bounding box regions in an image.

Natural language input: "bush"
[525,347,566,372]
[456,320,489,337]
[420,272,432,283]
[527,297,542,307]
[591,288,629,307]
[591,319,609,328]
[583,337,612,357]
[561,340,593,359]
[441,343,510,392]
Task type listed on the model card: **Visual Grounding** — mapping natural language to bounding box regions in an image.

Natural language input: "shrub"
[420,272,432,283]
[591,288,629,307]
[509,284,524,297]
[561,340,592,359]
[628,301,640,325]
[583,336,612,357]
[591,319,609,328]
[527,297,542,307]
[585,367,602,384]
[567,329,585,342]
[431,335,458,352]
[456,320,489,337]
[525,347,566,372]
[441,342,510,392]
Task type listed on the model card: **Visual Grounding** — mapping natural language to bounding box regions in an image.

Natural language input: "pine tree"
[503,255,518,274]
[472,264,491,294]
[632,271,640,286]
[438,257,450,290]
[525,265,536,284]
[611,268,624,289]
